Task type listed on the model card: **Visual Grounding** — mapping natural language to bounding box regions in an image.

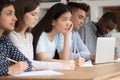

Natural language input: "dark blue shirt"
[0,35,32,76]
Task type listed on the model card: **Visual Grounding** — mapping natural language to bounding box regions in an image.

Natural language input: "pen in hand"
[76,46,85,65]
[76,46,81,57]
[7,58,17,63]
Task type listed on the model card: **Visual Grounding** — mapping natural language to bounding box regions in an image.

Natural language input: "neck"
[47,28,58,42]
[15,25,28,37]
[0,28,4,37]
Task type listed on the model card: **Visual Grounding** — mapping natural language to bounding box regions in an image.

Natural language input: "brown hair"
[67,2,89,13]
[13,0,40,32]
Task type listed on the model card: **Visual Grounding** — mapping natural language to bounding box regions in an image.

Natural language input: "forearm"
[60,35,71,60]
[39,57,64,62]
[0,63,9,76]
[32,60,62,70]
[10,45,32,72]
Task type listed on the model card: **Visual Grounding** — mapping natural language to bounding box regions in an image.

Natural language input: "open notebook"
[13,70,64,76]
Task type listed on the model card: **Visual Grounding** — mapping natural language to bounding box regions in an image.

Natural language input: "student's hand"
[114,53,118,60]
[8,61,28,75]
[60,60,75,70]
[90,54,95,61]
[63,23,73,37]
[75,56,85,66]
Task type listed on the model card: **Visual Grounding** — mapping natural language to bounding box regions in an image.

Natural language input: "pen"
[76,46,80,57]
[7,58,17,63]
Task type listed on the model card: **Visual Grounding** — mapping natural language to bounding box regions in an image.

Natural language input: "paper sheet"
[13,70,64,76]
[80,60,93,67]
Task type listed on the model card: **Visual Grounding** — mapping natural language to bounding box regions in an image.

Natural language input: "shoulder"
[80,21,96,31]
[38,32,47,41]
[57,33,64,39]
[40,32,46,38]
[26,32,33,39]
[81,21,94,29]
[8,31,19,39]
[9,31,17,36]
[2,35,14,46]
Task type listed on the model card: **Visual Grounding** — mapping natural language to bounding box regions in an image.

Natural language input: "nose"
[66,21,72,27]
[35,17,38,21]
[13,15,17,21]
[80,19,84,25]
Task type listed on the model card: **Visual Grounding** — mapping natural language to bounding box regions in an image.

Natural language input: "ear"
[52,20,56,26]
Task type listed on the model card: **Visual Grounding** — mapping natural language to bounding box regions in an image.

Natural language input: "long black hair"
[32,3,72,59]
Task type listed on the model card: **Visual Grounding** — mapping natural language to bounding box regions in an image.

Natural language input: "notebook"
[95,37,116,64]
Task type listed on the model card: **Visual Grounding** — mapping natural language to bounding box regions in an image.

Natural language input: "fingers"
[61,60,75,70]
[75,56,85,66]
[63,23,73,37]
[114,53,118,60]
[69,23,73,32]
[90,54,95,61]
[8,61,29,75]
[17,61,28,71]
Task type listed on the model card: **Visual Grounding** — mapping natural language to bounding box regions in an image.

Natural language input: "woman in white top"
[32,3,82,66]
[8,0,74,70]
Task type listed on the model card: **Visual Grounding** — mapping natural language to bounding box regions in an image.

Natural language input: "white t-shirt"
[36,32,64,58]
[8,31,33,61]
[8,31,63,70]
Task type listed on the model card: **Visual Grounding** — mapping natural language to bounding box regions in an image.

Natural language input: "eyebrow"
[7,10,14,12]
[62,17,67,18]
[31,12,38,13]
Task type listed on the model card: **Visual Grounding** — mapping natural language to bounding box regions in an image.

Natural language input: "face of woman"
[0,5,17,32]
[23,6,40,28]
[53,12,72,34]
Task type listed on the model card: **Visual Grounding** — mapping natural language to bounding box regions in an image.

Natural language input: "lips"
[10,23,15,27]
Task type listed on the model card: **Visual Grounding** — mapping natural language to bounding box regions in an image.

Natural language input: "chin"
[62,31,67,34]
[10,27,14,30]
[30,25,35,28]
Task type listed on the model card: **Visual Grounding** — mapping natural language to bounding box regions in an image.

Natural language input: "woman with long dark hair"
[32,3,75,67]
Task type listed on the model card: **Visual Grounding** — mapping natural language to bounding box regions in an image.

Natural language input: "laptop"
[95,37,116,64]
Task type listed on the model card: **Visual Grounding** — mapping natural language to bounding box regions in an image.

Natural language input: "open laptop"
[95,37,116,64]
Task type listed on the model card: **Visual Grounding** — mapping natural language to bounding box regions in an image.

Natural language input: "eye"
[78,15,84,20]
[63,18,67,21]
[7,12,12,16]
[31,13,36,16]
[31,12,38,16]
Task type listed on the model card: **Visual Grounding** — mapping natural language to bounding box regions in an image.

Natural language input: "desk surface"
[1,63,120,80]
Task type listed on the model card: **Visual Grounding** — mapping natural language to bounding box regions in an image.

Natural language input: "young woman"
[32,3,79,66]
[8,0,74,70]
[0,0,32,76]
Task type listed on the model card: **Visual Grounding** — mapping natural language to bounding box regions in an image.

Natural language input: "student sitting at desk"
[32,3,78,67]
[0,0,32,76]
[67,2,90,63]
[78,12,120,60]
[8,1,74,70]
